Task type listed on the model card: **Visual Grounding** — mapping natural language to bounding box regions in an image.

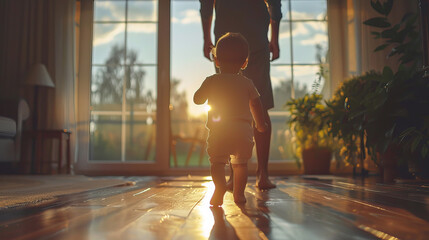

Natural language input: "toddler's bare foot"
[256,177,276,190]
[210,188,226,206]
[233,194,246,204]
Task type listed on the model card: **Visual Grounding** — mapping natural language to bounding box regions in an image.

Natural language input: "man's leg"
[254,110,276,189]
[226,160,234,191]
[210,162,227,206]
[232,163,248,204]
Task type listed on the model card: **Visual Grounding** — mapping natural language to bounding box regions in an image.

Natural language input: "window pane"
[92,23,125,64]
[128,1,158,22]
[90,115,122,161]
[126,66,157,111]
[171,1,212,168]
[270,66,294,161]
[125,115,156,161]
[170,119,209,167]
[291,0,327,20]
[281,1,290,20]
[271,66,293,111]
[94,1,126,22]
[270,113,295,161]
[292,21,328,64]
[91,66,123,111]
[276,22,292,64]
[126,23,157,64]
[293,65,321,94]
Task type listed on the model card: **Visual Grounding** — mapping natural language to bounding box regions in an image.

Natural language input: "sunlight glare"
[198,181,215,238]
[203,104,212,113]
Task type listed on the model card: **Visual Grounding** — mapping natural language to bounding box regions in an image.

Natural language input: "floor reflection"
[209,207,239,240]
[1,176,429,240]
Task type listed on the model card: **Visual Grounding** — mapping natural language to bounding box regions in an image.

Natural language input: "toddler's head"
[213,33,249,73]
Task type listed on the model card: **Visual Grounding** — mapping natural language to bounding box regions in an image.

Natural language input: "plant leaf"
[383,0,394,16]
[411,136,422,153]
[371,0,385,15]
[401,12,413,24]
[364,17,391,28]
[381,24,399,39]
[374,43,389,52]
[422,145,428,158]
[382,66,394,80]
[399,127,416,140]
[371,31,381,39]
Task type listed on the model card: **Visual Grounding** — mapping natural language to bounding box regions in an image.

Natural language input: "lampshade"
[25,63,55,88]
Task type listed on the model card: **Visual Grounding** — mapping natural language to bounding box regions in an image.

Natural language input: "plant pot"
[302,147,332,174]
[380,145,398,183]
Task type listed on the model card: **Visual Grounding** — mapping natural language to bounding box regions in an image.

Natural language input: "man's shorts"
[207,122,254,165]
[243,47,274,110]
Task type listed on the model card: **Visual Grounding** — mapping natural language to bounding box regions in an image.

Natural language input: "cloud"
[278,11,327,40]
[94,2,124,21]
[175,9,200,24]
[291,11,314,19]
[127,2,157,21]
[128,24,157,33]
[93,25,123,46]
[293,65,319,77]
[271,66,291,86]
[93,24,156,46]
[300,33,328,46]
[95,1,156,21]
[305,21,327,32]
[93,2,157,46]
[279,22,309,39]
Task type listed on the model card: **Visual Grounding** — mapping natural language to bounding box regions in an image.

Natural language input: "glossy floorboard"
[1,176,429,240]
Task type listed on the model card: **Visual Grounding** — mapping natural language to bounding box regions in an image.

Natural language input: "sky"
[91,0,328,117]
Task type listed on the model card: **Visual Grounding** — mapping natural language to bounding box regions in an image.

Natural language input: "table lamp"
[25,63,55,130]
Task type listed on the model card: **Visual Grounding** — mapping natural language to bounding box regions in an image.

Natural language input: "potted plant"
[362,0,427,181]
[325,71,383,175]
[286,93,332,174]
[364,66,429,181]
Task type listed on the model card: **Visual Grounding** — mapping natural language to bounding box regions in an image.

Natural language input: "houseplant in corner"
[286,93,332,174]
[362,0,427,181]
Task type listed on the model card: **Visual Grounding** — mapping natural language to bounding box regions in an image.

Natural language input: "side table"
[25,129,72,174]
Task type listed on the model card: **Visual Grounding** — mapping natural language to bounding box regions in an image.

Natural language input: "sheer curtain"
[327,0,418,93]
[0,0,77,171]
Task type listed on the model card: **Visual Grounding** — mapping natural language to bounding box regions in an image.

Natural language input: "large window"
[89,0,158,162]
[79,0,328,172]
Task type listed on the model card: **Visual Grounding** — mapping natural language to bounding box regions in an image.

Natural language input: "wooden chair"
[171,128,206,167]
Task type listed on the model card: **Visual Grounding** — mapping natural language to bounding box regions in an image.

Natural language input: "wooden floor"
[1,175,429,240]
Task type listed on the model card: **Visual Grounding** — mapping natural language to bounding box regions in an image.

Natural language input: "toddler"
[194,32,267,205]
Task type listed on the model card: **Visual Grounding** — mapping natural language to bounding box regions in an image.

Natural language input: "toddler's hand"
[256,123,268,132]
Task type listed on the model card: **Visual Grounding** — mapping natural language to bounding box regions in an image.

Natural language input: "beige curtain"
[327,0,419,94]
[0,0,77,169]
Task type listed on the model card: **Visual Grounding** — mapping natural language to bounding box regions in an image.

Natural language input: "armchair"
[0,99,30,163]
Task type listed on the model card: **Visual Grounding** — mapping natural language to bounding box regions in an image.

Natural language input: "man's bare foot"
[256,178,276,190]
[210,188,226,206]
[233,194,246,204]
